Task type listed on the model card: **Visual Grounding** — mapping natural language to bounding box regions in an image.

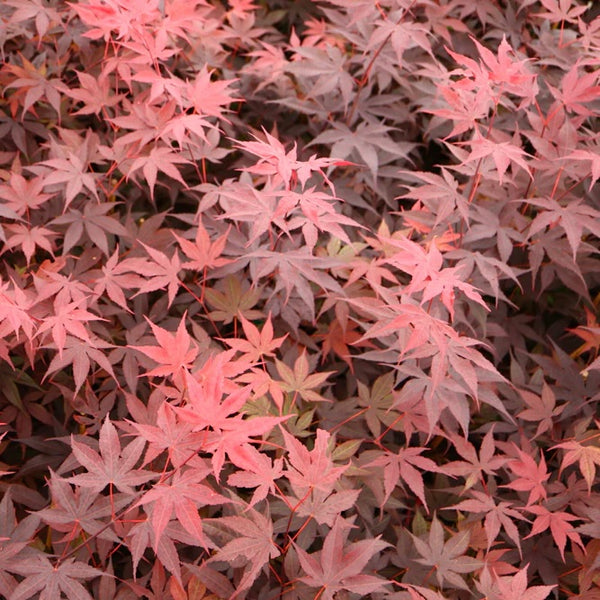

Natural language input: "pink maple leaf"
[129,314,198,385]
[294,515,389,600]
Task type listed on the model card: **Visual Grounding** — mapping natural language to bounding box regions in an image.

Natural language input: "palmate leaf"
[135,465,229,552]
[294,515,389,600]
[127,144,190,201]
[207,508,280,598]
[281,427,347,496]
[204,275,263,324]
[476,565,555,600]
[275,352,334,404]
[525,195,600,259]
[221,313,287,363]
[43,334,117,397]
[411,515,482,590]
[9,555,102,600]
[367,446,440,510]
[35,297,105,359]
[36,471,128,544]
[123,242,182,307]
[552,437,600,493]
[69,416,156,495]
[235,127,340,190]
[308,119,414,179]
[444,428,507,493]
[173,220,231,272]
[447,490,526,556]
[227,443,284,507]
[244,247,345,319]
[129,314,198,384]
[501,445,550,506]
[524,505,583,561]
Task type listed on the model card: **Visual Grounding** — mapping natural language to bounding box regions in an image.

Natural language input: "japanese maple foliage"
[0,0,599,598]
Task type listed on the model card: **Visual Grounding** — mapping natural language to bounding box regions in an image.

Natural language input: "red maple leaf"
[220,313,287,364]
[501,445,550,506]
[524,505,583,561]
[173,220,231,272]
[282,428,347,496]
[69,415,156,495]
[207,508,280,598]
[135,465,228,551]
[129,314,198,386]
[294,515,389,600]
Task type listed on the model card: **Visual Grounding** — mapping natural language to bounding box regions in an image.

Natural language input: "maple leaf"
[525,195,600,259]
[35,297,105,358]
[568,305,600,359]
[207,508,280,598]
[204,274,263,324]
[245,246,344,320]
[282,428,347,496]
[6,0,61,39]
[173,220,231,272]
[460,136,532,185]
[411,515,482,590]
[501,446,550,506]
[517,382,565,438]
[129,401,207,468]
[3,224,55,265]
[289,186,360,248]
[50,201,130,257]
[0,491,41,599]
[316,317,373,373]
[227,443,284,507]
[36,471,128,544]
[8,555,102,600]
[64,71,124,116]
[275,352,334,404]
[39,151,100,209]
[129,314,198,385]
[298,488,362,528]
[0,172,53,216]
[552,437,600,493]
[110,99,179,151]
[468,35,537,97]
[4,56,69,118]
[221,313,286,363]
[294,515,389,600]
[0,279,35,341]
[135,465,228,551]
[287,45,355,110]
[69,415,157,495]
[368,446,440,510]
[235,127,340,190]
[388,236,489,320]
[126,510,192,584]
[185,65,239,119]
[87,245,145,312]
[127,241,182,307]
[127,144,190,201]
[308,119,414,179]
[565,148,600,192]
[524,505,583,561]
[43,334,116,395]
[546,60,600,116]
[444,428,507,493]
[397,168,471,230]
[217,180,293,245]
[480,565,556,600]
[176,368,286,479]
[448,490,526,556]
[533,0,588,23]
